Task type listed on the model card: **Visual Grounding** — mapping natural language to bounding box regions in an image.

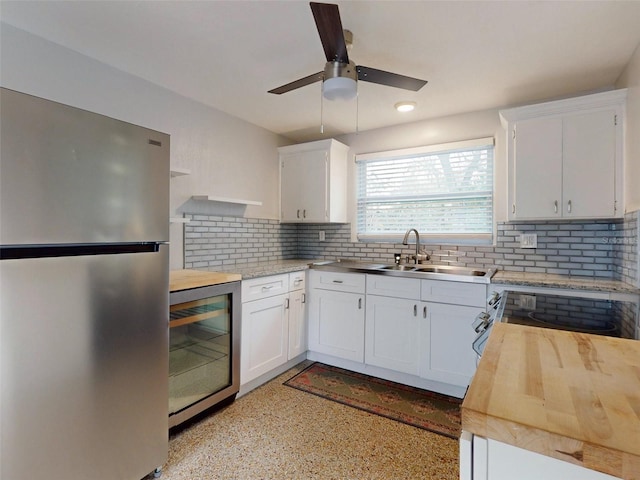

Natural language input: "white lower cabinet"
[460,432,620,480]
[365,275,422,375]
[420,302,481,386]
[420,280,486,388]
[241,272,307,386]
[241,292,288,384]
[308,270,365,362]
[309,270,487,396]
[365,295,421,375]
[287,272,307,360]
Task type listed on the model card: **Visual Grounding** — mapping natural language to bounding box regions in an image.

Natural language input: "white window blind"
[356,138,494,244]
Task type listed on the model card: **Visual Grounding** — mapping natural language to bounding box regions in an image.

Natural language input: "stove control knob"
[473,312,491,333]
[487,292,501,308]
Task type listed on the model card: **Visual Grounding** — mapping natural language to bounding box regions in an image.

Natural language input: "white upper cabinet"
[500,90,626,221]
[278,139,349,223]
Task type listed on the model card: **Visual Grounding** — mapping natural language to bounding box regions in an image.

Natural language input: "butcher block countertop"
[462,322,640,479]
[170,269,241,292]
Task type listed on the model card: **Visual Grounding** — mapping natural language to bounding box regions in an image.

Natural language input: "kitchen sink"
[310,260,497,283]
[379,265,417,271]
[414,265,487,276]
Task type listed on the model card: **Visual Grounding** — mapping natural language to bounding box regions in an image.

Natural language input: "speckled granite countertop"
[204,259,314,280]
[492,270,640,295]
[200,259,639,295]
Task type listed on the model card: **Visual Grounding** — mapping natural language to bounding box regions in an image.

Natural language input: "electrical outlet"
[518,294,537,310]
[520,233,537,249]
[319,231,325,242]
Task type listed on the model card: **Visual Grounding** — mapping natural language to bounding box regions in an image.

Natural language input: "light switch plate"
[520,233,537,249]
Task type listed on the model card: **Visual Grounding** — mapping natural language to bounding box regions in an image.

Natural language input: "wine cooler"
[169,281,241,428]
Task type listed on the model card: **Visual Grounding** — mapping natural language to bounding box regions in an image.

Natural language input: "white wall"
[337,108,507,236]
[0,24,286,269]
[616,40,640,213]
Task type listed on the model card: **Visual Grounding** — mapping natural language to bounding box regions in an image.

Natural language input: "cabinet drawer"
[289,271,306,291]
[421,280,487,307]
[241,274,289,302]
[366,274,421,300]
[309,270,365,294]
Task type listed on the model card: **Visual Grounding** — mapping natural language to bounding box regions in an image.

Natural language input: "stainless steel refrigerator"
[0,88,170,479]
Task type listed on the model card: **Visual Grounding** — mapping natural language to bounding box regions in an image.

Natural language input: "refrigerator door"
[0,246,169,479]
[0,87,169,245]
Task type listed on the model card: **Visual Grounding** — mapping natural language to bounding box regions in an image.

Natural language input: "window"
[356,137,494,244]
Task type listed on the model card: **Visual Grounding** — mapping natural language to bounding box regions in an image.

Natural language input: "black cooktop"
[499,290,637,339]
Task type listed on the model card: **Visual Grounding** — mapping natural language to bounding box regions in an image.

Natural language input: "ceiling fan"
[268,2,428,101]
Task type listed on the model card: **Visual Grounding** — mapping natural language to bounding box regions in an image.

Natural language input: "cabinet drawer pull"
[261,285,274,291]
[358,298,362,309]
[301,293,306,304]
[294,278,303,285]
[567,200,572,213]
[285,298,290,309]
[423,306,427,318]
[554,200,558,213]
[303,209,306,218]
[332,280,344,284]
[413,304,418,316]
[296,209,301,218]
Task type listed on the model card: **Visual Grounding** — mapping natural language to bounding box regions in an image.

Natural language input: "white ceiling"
[2,0,640,143]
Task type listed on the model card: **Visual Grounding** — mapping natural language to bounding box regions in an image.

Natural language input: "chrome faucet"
[402,228,430,264]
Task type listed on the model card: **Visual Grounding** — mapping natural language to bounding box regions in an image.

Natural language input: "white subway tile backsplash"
[183,212,638,287]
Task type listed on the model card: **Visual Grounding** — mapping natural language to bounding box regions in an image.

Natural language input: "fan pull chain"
[356,88,359,135]
[320,84,324,134]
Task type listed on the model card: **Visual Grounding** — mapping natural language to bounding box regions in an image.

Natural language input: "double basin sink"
[310,260,497,284]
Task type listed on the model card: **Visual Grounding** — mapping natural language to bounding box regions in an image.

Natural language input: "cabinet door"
[420,302,481,387]
[513,117,563,219]
[366,274,421,300]
[365,295,421,375]
[240,294,288,385]
[563,110,617,218]
[280,150,328,222]
[308,289,365,362]
[287,289,307,359]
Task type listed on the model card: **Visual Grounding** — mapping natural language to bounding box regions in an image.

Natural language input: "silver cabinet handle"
[303,209,306,219]
[261,285,273,291]
[294,278,303,285]
[554,200,558,213]
[296,209,301,218]
[413,304,417,317]
[358,298,362,309]
[332,280,343,284]
[567,200,572,213]
[285,298,290,309]
[301,293,306,304]
[423,306,427,318]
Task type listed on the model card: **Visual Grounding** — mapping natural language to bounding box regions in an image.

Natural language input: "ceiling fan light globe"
[323,76,357,101]
[395,101,417,112]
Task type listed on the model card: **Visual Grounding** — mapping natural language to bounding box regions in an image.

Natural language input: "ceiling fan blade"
[310,2,349,64]
[268,71,324,95]
[356,65,428,91]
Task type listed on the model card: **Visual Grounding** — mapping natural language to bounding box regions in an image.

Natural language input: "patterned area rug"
[284,362,461,439]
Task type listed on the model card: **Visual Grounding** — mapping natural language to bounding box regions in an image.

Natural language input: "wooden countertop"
[170,269,241,292]
[462,322,640,479]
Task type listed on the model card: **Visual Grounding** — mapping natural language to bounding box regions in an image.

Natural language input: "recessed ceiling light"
[395,101,416,112]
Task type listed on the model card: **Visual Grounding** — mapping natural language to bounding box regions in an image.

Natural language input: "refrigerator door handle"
[0,242,163,260]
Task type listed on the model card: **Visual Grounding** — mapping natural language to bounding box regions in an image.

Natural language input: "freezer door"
[0,88,169,245]
[0,247,169,479]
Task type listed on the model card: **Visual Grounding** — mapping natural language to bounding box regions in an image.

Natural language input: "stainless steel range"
[473,289,639,356]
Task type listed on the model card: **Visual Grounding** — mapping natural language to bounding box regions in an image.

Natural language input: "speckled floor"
[161,361,459,480]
